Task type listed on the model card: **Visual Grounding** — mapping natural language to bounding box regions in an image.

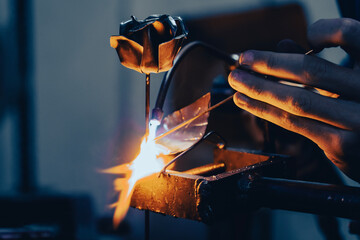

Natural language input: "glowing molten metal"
[103,120,169,227]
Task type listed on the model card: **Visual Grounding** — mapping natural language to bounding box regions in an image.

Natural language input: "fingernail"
[239,51,254,66]
[234,92,249,106]
[228,69,245,86]
[228,70,238,86]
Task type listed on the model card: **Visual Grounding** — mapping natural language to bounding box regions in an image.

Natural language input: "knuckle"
[279,112,297,129]
[289,94,312,114]
[248,81,264,97]
[326,131,359,164]
[265,54,278,71]
[333,132,346,153]
[339,18,359,39]
[338,132,359,157]
[256,103,267,117]
[320,132,343,165]
[302,56,328,83]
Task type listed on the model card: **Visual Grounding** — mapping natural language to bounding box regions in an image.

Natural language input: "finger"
[229,70,360,130]
[238,50,360,100]
[232,92,341,157]
[307,18,360,58]
[275,40,330,96]
[233,92,360,182]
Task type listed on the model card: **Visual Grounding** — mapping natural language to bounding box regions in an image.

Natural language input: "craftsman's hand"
[229,18,360,182]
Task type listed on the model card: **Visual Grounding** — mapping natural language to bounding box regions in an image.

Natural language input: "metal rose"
[110,15,188,74]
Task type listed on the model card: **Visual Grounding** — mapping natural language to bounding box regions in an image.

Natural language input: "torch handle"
[246,177,360,220]
[145,74,150,137]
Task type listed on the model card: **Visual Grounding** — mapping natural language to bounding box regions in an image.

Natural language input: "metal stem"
[145,210,150,240]
[145,74,150,138]
[145,75,151,239]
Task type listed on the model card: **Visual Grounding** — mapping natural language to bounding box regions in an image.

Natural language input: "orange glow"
[252,61,300,81]
[152,21,165,34]
[103,120,169,227]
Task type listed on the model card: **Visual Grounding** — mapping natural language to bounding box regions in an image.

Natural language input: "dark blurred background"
[0,0,357,239]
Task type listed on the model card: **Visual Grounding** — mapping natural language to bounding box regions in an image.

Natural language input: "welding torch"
[151,41,314,143]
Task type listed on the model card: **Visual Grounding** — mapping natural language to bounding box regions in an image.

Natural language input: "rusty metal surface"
[196,151,288,223]
[130,171,203,220]
[130,148,288,223]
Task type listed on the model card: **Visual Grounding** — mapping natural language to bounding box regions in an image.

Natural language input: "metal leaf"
[156,93,210,154]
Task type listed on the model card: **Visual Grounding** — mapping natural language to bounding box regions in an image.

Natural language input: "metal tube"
[183,163,225,176]
[145,210,150,240]
[247,177,360,220]
[145,74,150,137]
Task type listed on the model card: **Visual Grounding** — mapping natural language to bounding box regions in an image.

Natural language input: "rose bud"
[110,14,188,74]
